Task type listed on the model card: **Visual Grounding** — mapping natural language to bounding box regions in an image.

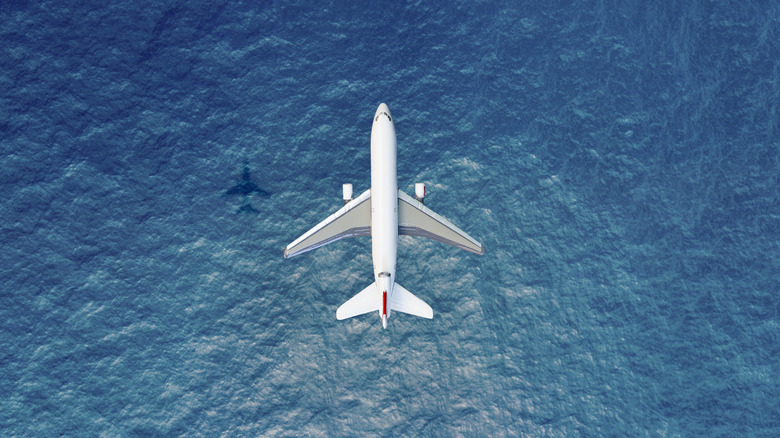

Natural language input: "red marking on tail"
[382,291,387,315]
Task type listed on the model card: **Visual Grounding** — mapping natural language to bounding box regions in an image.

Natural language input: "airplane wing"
[398,189,485,255]
[284,189,371,258]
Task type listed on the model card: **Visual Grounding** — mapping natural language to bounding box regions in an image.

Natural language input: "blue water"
[2,1,778,436]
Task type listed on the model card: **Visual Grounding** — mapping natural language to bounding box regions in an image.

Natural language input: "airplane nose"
[382,314,388,329]
[374,103,393,123]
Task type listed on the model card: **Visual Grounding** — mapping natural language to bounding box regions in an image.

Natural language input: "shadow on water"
[224,163,270,214]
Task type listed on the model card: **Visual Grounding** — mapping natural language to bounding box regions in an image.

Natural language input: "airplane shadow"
[224,164,270,214]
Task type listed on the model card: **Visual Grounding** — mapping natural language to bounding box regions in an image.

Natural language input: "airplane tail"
[390,283,433,319]
[335,282,433,321]
[336,282,379,320]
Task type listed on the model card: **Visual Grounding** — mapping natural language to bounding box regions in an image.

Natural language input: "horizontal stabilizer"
[390,283,433,319]
[397,190,485,255]
[336,282,379,320]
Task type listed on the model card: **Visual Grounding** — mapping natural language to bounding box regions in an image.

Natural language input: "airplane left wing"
[284,189,371,258]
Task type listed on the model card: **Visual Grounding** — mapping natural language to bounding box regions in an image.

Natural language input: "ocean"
[1,1,778,436]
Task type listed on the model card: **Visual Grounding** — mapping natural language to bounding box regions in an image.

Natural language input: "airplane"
[284,103,485,329]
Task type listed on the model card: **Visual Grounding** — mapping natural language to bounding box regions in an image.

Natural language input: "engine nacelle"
[343,183,353,204]
[415,182,426,204]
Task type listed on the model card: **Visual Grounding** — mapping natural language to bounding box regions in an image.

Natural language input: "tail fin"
[336,282,379,320]
[390,283,433,319]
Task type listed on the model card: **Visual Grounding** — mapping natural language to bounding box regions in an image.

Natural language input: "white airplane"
[284,103,485,329]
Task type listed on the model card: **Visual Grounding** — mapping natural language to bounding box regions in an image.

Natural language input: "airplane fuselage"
[370,103,398,328]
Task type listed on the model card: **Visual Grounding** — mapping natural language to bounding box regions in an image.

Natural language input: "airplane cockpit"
[374,111,392,123]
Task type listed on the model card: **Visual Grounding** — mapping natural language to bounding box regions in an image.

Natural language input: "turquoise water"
[2,1,778,436]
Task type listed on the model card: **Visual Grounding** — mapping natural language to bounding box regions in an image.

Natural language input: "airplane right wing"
[284,189,371,258]
[397,189,485,255]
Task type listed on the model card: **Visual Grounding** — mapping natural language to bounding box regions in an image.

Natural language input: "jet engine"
[415,183,425,204]
[343,183,353,204]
